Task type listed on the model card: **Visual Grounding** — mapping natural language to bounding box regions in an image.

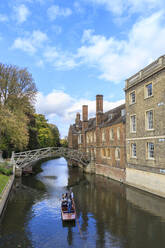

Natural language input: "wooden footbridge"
[11,147,91,169]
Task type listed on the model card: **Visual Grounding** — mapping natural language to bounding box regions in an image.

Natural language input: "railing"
[12,147,92,169]
[126,55,165,88]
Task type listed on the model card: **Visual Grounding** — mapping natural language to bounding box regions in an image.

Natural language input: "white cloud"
[12,30,48,54]
[43,46,78,70]
[86,0,164,16]
[0,14,8,22]
[39,11,165,82]
[13,4,30,23]
[35,90,124,137]
[76,11,165,81]
[47,5,72,21]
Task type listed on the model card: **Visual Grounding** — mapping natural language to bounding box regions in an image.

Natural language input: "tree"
[34,114,60,148]
[0,63,37,155]
[60,136,68,147]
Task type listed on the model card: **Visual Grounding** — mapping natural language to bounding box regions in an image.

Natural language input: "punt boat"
[61,198,76,221]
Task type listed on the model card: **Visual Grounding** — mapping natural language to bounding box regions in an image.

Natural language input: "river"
[0,157,165,248]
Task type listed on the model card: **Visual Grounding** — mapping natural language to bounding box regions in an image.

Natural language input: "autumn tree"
[0,63,37,154]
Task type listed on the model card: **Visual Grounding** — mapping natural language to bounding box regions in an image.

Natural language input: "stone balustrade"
[125,55,165,89]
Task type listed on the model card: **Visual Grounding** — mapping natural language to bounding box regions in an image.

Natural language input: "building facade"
[125,55,165,197]
[68,95,126,182]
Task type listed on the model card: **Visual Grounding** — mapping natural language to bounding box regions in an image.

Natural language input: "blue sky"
[0,0,165,137]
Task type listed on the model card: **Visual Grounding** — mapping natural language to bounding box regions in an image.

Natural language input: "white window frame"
[131,143,136,158]
[110,128,114,140]
[145,82,153,98]
[130,115,136,133]
[129,90,136,105]
[115,147,120,160]
[147,142,154,159]
[94,132,96,143]
[117,127,120,140]
[102,130,105,142]
[146,109,154,130]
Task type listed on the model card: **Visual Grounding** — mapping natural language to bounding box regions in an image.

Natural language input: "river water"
[0,158,165,248]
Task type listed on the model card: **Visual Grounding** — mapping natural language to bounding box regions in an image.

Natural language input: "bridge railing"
[12,147,92,169]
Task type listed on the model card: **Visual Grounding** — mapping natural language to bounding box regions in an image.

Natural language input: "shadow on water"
[1,157,165,248]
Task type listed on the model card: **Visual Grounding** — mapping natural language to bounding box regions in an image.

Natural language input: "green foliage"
[0,162,13,176]
[0,63,37,154]
[60,137,68,147]
[0,62,61,155]
[34,114,60,148]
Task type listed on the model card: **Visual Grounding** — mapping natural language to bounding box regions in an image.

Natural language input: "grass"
[0,174,9,195]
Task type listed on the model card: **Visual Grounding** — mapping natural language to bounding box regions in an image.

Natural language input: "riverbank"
[0,174,15,217]
[0,174,10,194]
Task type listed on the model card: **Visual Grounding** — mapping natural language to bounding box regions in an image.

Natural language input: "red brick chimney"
[82,105,88,151]
[82,105,88,122]
[96,95,103,126]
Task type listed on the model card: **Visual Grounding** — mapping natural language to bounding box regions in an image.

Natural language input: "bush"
[0,162,13,176]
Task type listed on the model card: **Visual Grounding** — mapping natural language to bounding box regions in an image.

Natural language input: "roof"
[85,103,125,132]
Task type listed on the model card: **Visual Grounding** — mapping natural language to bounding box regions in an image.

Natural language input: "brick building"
[125,55,165,197]
[68,112,82,149]
[68,95,126,182]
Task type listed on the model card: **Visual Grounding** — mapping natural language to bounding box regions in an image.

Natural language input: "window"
[147,142,154,159]
[145,83,152,98]
[94,132,96,142]
[102,130,105,142]
[131,143,136,157]
[115,148,120,160]
[130,115,136,132]
[117,127,120,140]
[130,91,136,104]
[91,133,93,143]
[107,148,111,158]
[102,148,106,157]
[110,128,114,140]
[146,110,153,130]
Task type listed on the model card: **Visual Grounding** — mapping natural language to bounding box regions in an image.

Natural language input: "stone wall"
[126,168,165,198]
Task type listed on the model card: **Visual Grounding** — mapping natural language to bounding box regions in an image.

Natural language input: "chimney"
[82,105,88,122]
[75,112,81,125]
[96,95,103,126]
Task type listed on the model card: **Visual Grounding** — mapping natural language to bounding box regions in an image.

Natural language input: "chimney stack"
[96,95,103,126]
[75,112,81,125]
[82,105,88,122]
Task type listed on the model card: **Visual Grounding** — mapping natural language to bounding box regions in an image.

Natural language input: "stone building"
[68,95,126,182]
[125,55,165,197]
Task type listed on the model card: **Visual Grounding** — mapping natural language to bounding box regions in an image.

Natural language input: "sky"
[0,0,165,137]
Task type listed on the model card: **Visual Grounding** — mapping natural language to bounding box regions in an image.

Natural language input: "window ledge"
[146,129,155,131]
[146,158,155,161]
[144,95,153,100]
[129,102,136,106]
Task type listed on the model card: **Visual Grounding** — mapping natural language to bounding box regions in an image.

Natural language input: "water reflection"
[0,158,165,248]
